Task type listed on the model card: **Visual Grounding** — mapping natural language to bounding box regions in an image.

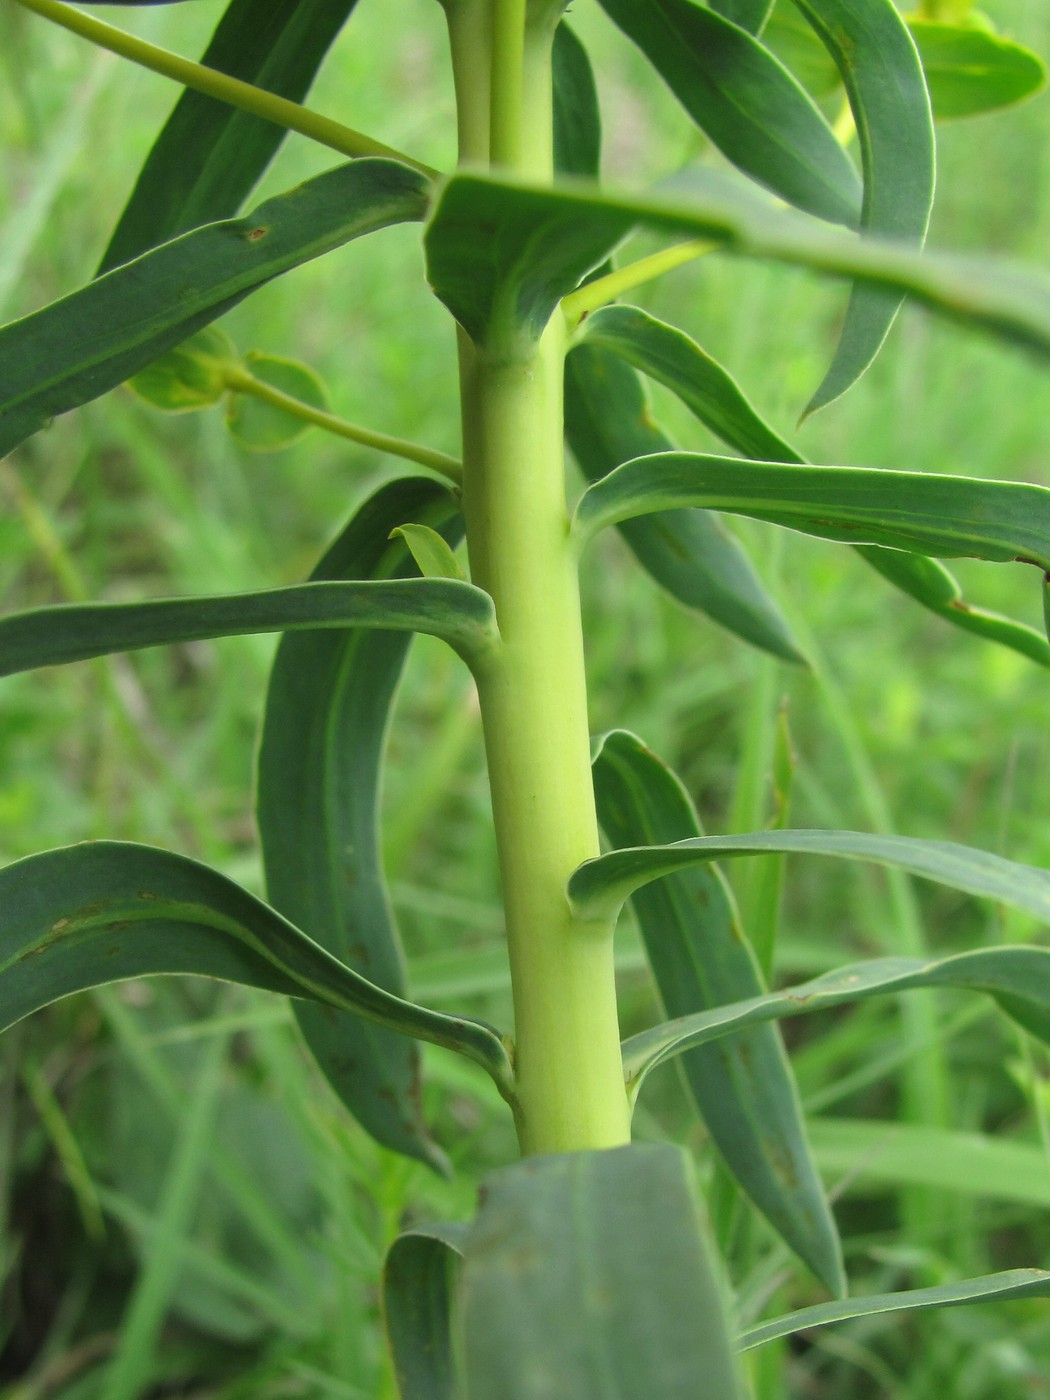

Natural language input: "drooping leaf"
[594,0,860,226]
[2,158,430,461]
[618,944,1050,1094]
[127,325,239,412]
[256,480,476,1171]
[552,22,601,180]
[458,1145,745,1400]
[564,346,805,663]
[100,0,362,271]
[740,1269,1050,1351]
[591,731,843,1295]
[909,20,1046,122]
[0,577,497,678]
[580,304,1050,666]
[226,351,330,450]
[0,842,513,1089]
[383,1223,466,1400]
[792,0,935,414]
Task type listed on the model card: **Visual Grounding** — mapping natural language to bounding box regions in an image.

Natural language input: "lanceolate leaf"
[595,0,860,226]
[740,1269,1050,1351]
[792,0,935,414]
[458,1146,745,1400]
[100,0,361,272]
[909,21,1046,123]
[618,946,1050,1094]
[257,480,473,1171]
[591,731,843,1296]
[552,22,601,180]
[0,577,497,678]
[564,346,804,663]
[1,158,430,461]
[0,842,512,1088]
[383,1223,466,1400]
[581,304,1050,666]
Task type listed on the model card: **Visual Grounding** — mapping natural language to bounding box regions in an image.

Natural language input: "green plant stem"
[11,0,436,179]
[451,9,631,1154]
[562,238,717,331]
[223,367,462,483]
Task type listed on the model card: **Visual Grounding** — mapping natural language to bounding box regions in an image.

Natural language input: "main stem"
[447,0,631,1154]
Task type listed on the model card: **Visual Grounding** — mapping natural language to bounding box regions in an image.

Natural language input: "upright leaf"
[552,22,601,180]
[100,0,362,271]
[383,1223,466,1400]
[256,480,470,1170]
[595,0,861,226]
[458,1145,745,1400]
[592,731,843,1295]
[2,159,430,461]
[792,0,936,413]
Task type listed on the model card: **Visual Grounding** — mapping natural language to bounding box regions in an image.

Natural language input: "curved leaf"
[619,945,1050,1094]
[2,158,430,461]
[0,842,513,1089]
[741,1269,1050,1351]
[256,480,474,1171]
[564,346,804,663]
[459,1145,745,1400]
[580,304,1050,666]
[225,352,330,450]
[592,731,842,1295]
[100,0,361,272]
[383,1223,467,1400]
[0,577,498,678]
[594,0,860,226]
[128,325,238,412]
[792,0,935,413]
[909,20,1046,123]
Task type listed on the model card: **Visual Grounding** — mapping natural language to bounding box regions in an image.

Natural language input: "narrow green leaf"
[909,20,1046,122]
[256,480,477,1171]
[226,351,330,451]
[792,0,935,414]
[128,325,238,412]
[594,0,861,226]
[763,1,841,98]
[619,944,1050,1093]
[592,731,843,1296]
[2,158,430,461]
[710,0,775,35]
[0,842,512,1088]
[740,1269,1050,1351]
[100,0,362,271]
[564,345,805,663]
[383,1223,466,1400]
[459,1145,745,1400]
[0,577,498,678]
[581,304,1050,666]
[552,22,601,180]
[390,524,466,582]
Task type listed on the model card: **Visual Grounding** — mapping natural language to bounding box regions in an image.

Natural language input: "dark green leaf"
[592,731,842,1295]
[564,345,804,663]
[594,0,860,225]
[256,481,474,1171]
[2,159,430,461]
[0,577,497,678]
[792,0,935,414]
[0,842,513,1089]
[226,352,330,451]
[581,304,1050,666]
[458,1145,745,1400]
[384,1223,466,1400]
[552,22,601,180]
[740,1269,1050,1351]
[710,0,775,35]
[100,0,362,271]
[909,20,1046,122]
[619,944,1050,1093]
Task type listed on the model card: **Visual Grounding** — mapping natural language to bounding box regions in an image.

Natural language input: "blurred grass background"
[2,0,1050,1396]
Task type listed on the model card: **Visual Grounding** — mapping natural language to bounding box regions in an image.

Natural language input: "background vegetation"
[2,0,1050,1395]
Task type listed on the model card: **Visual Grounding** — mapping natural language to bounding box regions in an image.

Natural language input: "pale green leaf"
[226,351,330,451]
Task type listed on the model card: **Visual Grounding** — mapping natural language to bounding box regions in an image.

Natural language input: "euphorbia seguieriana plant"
[3,0,1050,1393]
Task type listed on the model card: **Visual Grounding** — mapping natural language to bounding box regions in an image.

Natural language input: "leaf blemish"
[245,226,270,242]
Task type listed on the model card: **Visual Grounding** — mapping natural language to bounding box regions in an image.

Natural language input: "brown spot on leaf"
[245,226,269,242]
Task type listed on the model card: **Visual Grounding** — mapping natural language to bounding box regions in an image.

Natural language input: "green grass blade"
[594,0,861,226]
[909,20,1046,123]
[0,576,497,677]
[565,346,804,662]
[100,0,361,271]
[1,158,430,461]
[383,1224,466,1400]
[592,730,843,1296]
[459,1145,745,1400]
[256,481,474,1172]
[0,842,513,1088]
[740,1269,1050,1352]
[793,0,935,414]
